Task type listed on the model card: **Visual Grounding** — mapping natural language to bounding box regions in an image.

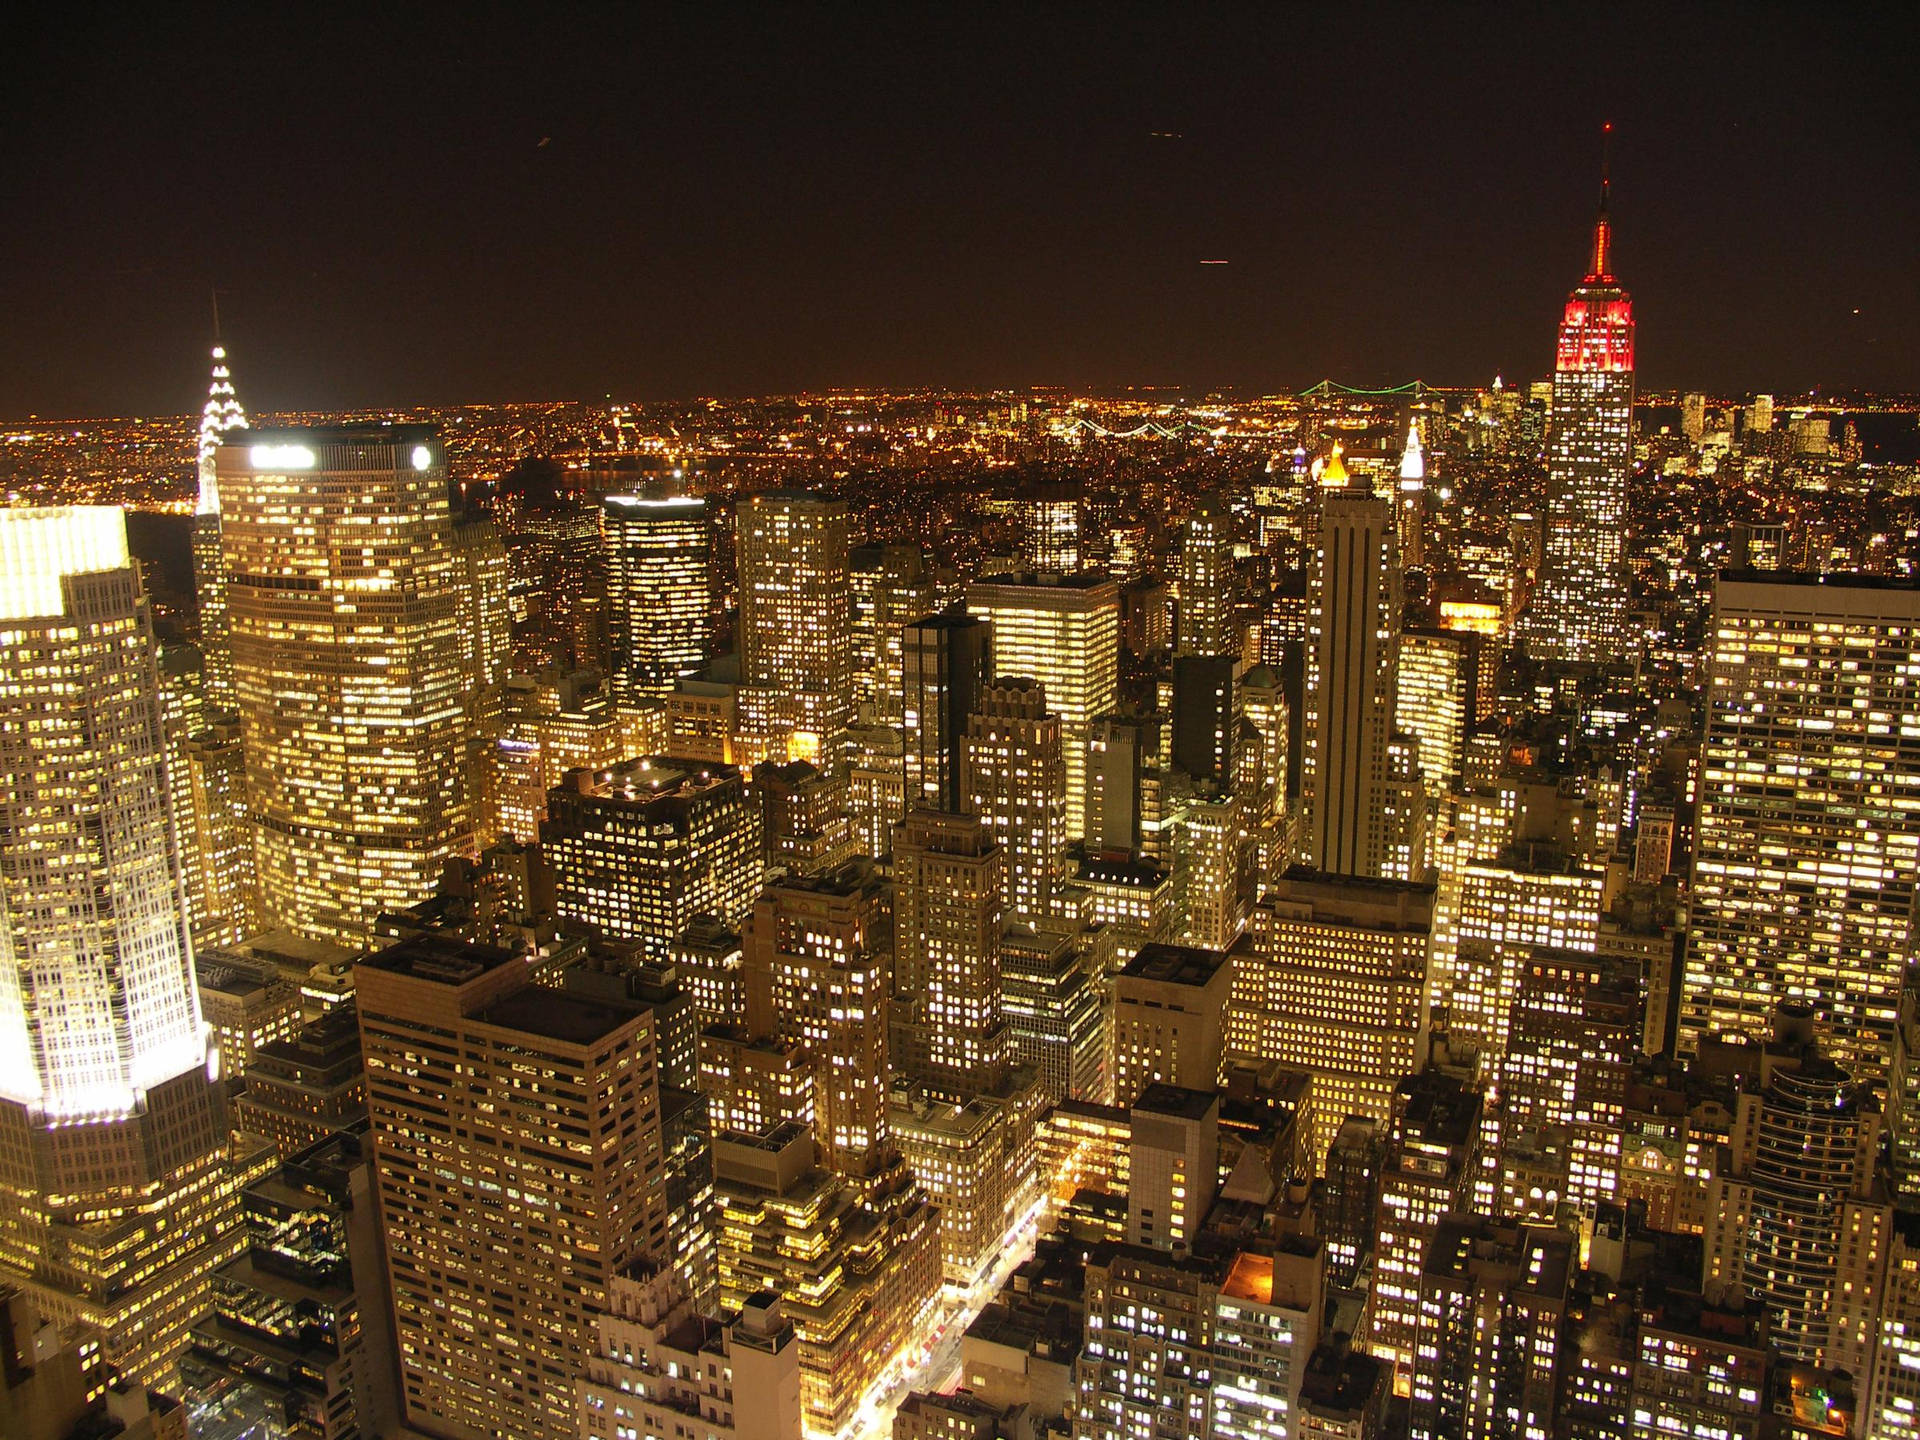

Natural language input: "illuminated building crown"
[196,344,249,515]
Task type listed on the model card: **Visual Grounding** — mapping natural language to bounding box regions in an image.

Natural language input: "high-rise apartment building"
[1301,460,1415,879]
[963,678,1069,923]
[1001,920,1111,1105]
[1686,574,1920,1081]
[604,494,711,702]
[218,426,471,944]
[902,613,991,812]
[737,492,854,767]
[1023,493,1082,574]
[1231,870,1434,1168]
[0,508,261,1389]
[356,935,668,1440]
[967,572,1119,840]
[545,757,761,949]
[1406,1220,1572,1440]
[1521,167,1635,663]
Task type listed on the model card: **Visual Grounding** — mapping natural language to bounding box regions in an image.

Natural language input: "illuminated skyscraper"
[891,808,1007,1093]
[218,427,472,944]
[1522,152,1635,664]
[490,474,605,671]
[1394,629,1475,800]
[737,492,854,767]
[1175,497,1237,657]
[1022,492,1081,574]
[966,572,1119,841]
[192,342,249,710]
[963,678,1069,923]
[1396,421,1426,568]
[0,508,259,1388]
[1300,455,1414,879]
[357,936,668,1440]
[902,612,991,812]
[742,864,893,1180]
[1231,871,1434,1168]
[604,495,711,702]
[1685,575,1920,1081]
[545,757,761,948]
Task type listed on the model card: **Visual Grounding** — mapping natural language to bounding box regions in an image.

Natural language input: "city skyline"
[3,8,1917,417]
[8,12,1920,1440]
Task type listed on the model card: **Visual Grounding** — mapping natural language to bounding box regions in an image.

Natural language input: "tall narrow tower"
[0,509,254,1388]
[1299,449,1405,879]
[1523,133,1636,664]
[735,492,853,768]
[192,338,248,710]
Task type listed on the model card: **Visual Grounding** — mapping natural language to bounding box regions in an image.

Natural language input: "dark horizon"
[3,5,1915,418]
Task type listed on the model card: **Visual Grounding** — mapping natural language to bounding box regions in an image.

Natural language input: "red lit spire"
[1586,123,1614,282]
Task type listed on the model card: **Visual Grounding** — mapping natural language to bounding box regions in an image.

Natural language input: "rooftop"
[362,933,519,987]
[477,985,646,1047]
[1121,941,1229,988]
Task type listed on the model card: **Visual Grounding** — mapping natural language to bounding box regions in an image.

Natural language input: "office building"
[231,1004,368,1157]
[189,1128,400,1440]
[0,508,262,1390]
[1686,574,1920,1081]
[357,935,669,1440]
[192,342,248,710]
[182,717,260,947]
[545,757,761,950]
[605,494,711,702]
[579,1261,804,1440]
[490,475,604,672]
[1001,920,1111,1105]
[891,809,1008,1093]
[754,759,855,877]
[1395,629,1478,799]
[711,1124,939,1437]
[1175,497,1238,657]
[1521,168,1635,663]
[1300,456,1414,879]
[736,492,853,767]
[1211,1245,1327,1440]
[1126,1084,1218,1251]
[1111,942,1235,1104]
[743,864,894,1181]
[1230,871,1433,1168]
[1023,493,1081,574]
[964,678,1070,923]
[218,426,471,944]
[967,572,1120,840]
[901,613,992,812]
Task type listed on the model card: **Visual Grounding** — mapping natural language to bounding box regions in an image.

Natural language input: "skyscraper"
[1396,421,1426,568]
[1300,454,1410,879]
[0,508,259,1388]
[963,678,1069,923]
[1522,151,1635,664]
[357,935,668,1440]
[737,492,854,767]
[966,572,1119,841]
[218,426,472,944]
[902,612,991,812]
[1685,574,1920,1080]
[891,808,1007,1093]
[604,494,711,703]
[192,342,248,710]
[1175,497,1237,658]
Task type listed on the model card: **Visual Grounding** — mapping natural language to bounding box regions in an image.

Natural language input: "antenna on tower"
[1600,122,1613,210]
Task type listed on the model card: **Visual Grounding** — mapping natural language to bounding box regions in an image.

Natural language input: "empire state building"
[1524,149,1635,664]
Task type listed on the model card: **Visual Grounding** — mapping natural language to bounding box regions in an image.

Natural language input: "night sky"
[3,6,1915,417]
